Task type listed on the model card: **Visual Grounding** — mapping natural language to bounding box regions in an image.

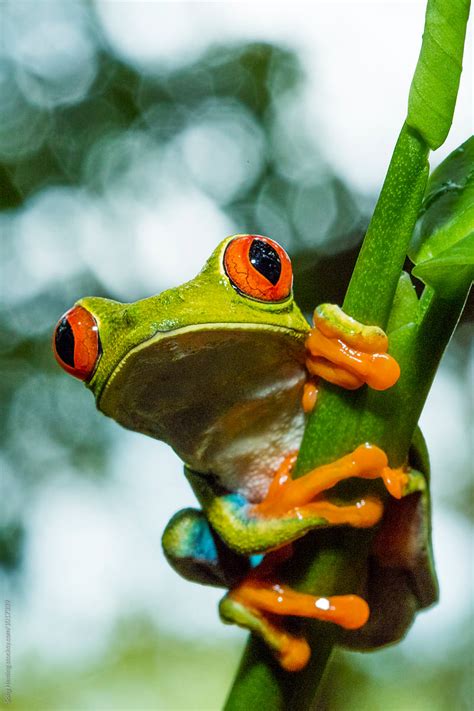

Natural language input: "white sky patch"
[419,362,471,501]
[95,1,473,193]
[177,100,266,205]
[16,433,243,664]
[2,188,87,306]
[3,1,97,107]
[95,1,220,70]
[18,474,137,665]
[78,128,237,299]
[133,187,236,293]
[3,146,236,307]
[108,434,244,640]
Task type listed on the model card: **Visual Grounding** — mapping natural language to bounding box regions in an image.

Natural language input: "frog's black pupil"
[55,318,75,367]
[249,240,281,285]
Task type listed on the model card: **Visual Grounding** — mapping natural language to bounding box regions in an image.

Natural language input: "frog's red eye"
[53,305,101,381]
[224,235,293,302]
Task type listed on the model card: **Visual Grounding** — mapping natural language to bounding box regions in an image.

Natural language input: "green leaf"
[407,0,471,150]
[409,137,474,294]
[412,231,474,295]
[386,271,420,334]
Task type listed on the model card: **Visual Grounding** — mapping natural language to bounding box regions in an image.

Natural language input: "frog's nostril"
[53,305,101,381]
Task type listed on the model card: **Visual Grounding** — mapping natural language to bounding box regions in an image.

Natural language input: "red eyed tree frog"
[53,235,437,671]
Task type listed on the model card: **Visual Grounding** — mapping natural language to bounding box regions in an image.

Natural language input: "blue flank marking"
[192,517,218,563]
[226,492,248,511]
[178,492,253,563]
[223,494,263,566]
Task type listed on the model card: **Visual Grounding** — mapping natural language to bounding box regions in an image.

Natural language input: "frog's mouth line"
[95,320,309,407]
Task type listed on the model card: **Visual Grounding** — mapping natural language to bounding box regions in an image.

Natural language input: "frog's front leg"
[302,304,400,411]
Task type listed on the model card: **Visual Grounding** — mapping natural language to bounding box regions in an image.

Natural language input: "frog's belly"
[189,370,306,502]
[99,326,308,502]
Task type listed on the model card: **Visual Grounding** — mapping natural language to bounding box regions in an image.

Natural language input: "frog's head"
[53,235,309,441]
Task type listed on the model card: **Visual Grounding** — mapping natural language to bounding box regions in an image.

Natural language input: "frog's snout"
[53,305,102,382]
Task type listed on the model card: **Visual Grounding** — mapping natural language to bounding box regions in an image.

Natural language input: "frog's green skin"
[82,236,309,503]
[66,235,436,655]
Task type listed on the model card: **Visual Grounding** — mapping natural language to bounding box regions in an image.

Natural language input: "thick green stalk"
[225,124,431,711]
[225,1,471,708]
[295,125,428,475]
[342,125,429,328]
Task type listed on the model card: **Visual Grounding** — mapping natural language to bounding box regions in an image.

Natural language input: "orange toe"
[326,594,370,629]
[381,466,409,499]
[302,381,319,412]
[279,635,312,672]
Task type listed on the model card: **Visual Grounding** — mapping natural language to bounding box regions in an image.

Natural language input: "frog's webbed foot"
[220,592,311,672]
[219,546,369,671]
[303,304,400,410]
[220,587,369,672]
[252,443,409,520]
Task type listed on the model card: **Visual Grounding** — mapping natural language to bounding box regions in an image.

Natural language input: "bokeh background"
[1,1,472,709]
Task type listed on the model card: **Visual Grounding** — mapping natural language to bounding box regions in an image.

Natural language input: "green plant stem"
[342,125,429,328]
[224,139,469,709]
[295,125,428,474]
[224,123,430,711]
[406,0,471,150]
[225,221,471,711]
[225,1,471,707]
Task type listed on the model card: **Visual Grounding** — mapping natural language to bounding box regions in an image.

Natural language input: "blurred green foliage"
[1,8,472,710]
[1,39,364,571]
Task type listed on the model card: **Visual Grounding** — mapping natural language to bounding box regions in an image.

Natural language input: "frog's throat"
[95,320,308,411]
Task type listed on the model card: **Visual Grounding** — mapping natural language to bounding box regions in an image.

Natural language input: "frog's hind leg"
[220,587,369,672]
[219,546,369,672]
[343,460,438,650]
[219,545,312,672]
[186,450,393,558]
[162,509,318,670]
[220,590,312,672]
[252,443,409,521]
[162,508,249,588]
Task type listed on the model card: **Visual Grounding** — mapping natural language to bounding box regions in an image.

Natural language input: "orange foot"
[231,581,369,629]
[225,576,369,671]
[305,303,400,392]
[253,443,408,521]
